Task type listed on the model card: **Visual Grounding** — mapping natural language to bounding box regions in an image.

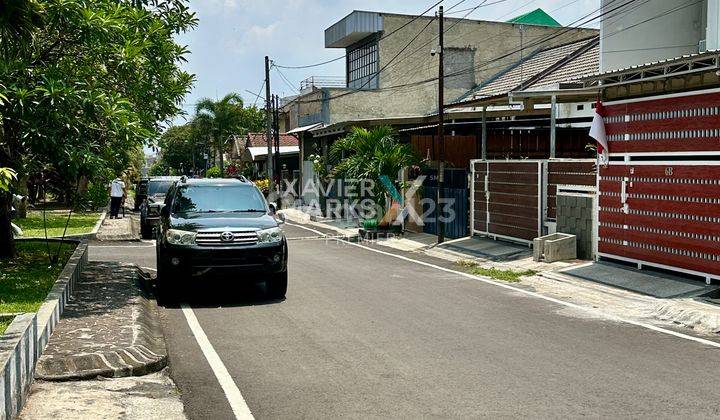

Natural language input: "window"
[172,185,266,214]
[347,38,379,89]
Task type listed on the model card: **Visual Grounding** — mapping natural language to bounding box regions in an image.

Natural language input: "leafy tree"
[157,124,199,174]
[148,160,168,176]
[0,0,197,258]
[329,126,419,212]
[193,93,264,173]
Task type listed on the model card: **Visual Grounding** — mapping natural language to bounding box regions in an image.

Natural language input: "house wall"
[298,14,597,125]
[600,0,705,71]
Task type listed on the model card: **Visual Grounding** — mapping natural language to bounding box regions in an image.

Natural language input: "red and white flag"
[589,97,609,165]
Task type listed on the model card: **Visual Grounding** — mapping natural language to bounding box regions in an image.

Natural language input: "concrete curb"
[280,208,359,238]
[34,267,167,382]
[95,212,141,242]
[1,240,87,419]
[0,314,36,420]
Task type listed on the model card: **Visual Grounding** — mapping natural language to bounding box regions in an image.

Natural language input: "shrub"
[206,166,222,178]
[85,181,109,210]
[254,178,269,191]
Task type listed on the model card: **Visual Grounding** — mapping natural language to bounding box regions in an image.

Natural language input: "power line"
[296,0,641,104]
[252,79,265,107]
[273,0,444,69]
[494,0,541,21]
[272,65,300,94]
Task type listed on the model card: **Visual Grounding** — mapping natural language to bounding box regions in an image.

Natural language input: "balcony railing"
[300,76,346,91]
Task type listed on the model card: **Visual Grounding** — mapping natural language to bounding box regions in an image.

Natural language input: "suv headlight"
[256,227,283,244]
[166,229,196,245]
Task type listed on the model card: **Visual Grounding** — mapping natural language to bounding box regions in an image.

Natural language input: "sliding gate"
[470,159,597,246]
[471,160,543,245]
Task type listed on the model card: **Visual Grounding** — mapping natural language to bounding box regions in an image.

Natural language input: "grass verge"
[0,241,76,332]
[0,317,12,335]
[457,260,536,283]
[15,210,101,237]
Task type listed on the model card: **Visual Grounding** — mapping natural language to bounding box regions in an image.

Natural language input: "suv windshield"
[147,180,174,196]
[172,185,266,214]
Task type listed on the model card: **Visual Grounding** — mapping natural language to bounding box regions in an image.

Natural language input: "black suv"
[155,177,288,300]
[134,178,149,211]
[140,177,179,238]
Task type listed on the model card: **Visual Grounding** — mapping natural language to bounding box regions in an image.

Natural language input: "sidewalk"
[281,209,720,336]
[96,198,139,241]
[19,262,182,419]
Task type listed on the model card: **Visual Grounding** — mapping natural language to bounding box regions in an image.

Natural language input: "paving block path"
[34,262,166,380]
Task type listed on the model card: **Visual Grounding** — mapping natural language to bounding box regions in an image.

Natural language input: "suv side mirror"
[268,202,277,215]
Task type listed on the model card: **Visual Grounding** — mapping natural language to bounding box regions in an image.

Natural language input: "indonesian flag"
[589,97,609,165]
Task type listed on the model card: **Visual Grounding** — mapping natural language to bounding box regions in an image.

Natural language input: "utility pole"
[436,5,446,244]
[273,95,281,185]
[264,56,274,189]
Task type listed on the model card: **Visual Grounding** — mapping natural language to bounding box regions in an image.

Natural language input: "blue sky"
[174,0,599,122]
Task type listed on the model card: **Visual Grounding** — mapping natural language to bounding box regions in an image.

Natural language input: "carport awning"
[286,123,323,134]
[245,146,299,161]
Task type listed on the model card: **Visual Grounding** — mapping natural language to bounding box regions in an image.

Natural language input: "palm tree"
[329,126,418,214]
[193,93,247,174]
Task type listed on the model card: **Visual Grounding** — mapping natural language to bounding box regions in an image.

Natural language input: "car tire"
[266,271,288,300]
[155,246,176,306]
[141,221,153,239]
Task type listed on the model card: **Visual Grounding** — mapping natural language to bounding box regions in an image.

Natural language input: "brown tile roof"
[246,132,298,147]
[467,36,599,99]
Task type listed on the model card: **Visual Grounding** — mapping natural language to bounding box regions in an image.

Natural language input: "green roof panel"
[506,8,561,27]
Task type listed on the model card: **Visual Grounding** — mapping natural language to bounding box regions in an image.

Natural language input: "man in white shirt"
[108,177,126,219]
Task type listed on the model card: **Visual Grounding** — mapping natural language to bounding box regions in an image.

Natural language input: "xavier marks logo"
[271,174,456,226]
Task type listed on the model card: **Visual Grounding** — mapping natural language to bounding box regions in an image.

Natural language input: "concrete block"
[533,233,577,263]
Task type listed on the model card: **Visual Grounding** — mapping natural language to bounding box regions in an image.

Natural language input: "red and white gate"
[598,89,720,281]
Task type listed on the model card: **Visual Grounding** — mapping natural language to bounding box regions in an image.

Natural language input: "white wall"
[600,0,705,71]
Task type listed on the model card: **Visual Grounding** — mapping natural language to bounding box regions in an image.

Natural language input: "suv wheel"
[141,221,153,239]
[266,271,288,299]
[155,246,176,305]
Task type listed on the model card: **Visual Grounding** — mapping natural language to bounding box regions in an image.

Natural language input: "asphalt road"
[94,224,720,419]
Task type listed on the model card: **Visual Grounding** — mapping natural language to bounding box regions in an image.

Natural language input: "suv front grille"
[196,229,258,246]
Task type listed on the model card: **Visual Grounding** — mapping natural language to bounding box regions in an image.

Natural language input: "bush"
[149,161,167,176]
[254,178,269,191]
[84,181,109,210]
[206,166,222,178]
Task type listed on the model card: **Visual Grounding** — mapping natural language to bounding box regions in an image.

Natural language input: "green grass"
[0,317,12,335]
[0,241,76,323]
[457,260,536,283]
[15,210,101,238]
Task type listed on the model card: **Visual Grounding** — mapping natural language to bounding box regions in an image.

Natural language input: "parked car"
[140,177,179,239]
[155,177,287,301]
[134,178,149,211]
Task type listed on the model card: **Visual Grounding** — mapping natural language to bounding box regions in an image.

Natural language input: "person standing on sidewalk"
[108,176,126,219]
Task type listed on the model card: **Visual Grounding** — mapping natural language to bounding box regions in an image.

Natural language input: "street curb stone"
[34,266,167,381]
[1,239,87,419]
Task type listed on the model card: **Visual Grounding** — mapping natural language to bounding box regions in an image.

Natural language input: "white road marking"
[181,304,255,420]
[285,222,720,349]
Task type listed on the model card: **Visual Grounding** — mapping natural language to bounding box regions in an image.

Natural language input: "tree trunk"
[0,192,17,259]
[219,146,224,176]
[16,174,29,218]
